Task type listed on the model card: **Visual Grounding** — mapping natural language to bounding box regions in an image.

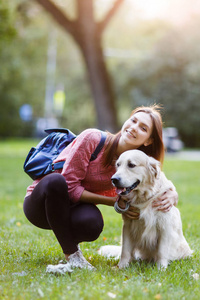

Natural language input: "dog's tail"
[98,245,121,260]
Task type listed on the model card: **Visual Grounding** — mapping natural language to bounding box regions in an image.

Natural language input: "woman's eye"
[128,162,136,168]
[141,127,147,132]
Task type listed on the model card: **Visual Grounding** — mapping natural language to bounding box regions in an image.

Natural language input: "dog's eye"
[128,162,136,168]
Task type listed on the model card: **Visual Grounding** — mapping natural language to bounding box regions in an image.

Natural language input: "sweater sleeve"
[55,129,102,202]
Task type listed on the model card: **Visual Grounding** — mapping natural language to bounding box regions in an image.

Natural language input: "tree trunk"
[75,0,118,132]
[81,40,118,132]
[35,0,124,132]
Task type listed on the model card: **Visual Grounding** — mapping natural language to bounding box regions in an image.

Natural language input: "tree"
[34,0,125,132]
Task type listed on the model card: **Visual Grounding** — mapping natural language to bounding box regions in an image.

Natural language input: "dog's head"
[111,150,160,199]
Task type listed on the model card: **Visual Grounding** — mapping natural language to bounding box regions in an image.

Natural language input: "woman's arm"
[60,129,103,202]
[80,190,117,207]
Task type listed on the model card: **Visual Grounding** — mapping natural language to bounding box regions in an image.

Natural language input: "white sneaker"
[68,249,95,270]
[46,262,73,274]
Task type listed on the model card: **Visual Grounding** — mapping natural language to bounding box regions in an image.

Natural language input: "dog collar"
[114,196,130,214]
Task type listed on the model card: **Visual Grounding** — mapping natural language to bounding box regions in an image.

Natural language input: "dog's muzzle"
[111,177,140,196]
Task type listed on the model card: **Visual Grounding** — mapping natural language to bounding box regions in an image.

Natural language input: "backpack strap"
[90,131,107,162]
[51,130,107,171]
[51,161,65,172]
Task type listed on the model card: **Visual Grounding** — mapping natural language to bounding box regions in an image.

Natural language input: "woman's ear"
[144,137,153,147]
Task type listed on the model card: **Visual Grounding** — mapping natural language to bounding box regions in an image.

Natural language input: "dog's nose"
[111,176,120,186]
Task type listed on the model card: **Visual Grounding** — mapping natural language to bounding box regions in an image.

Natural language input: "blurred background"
[1,0,200,149]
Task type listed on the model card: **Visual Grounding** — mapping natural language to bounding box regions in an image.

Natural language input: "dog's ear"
[148,157,161,183]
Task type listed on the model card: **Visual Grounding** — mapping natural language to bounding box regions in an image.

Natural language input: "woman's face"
[120,111,153,149]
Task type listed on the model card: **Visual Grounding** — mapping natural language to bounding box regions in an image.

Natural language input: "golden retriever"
[99,150,193,269]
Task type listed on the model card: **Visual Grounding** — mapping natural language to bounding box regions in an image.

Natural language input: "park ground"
[0,139,200,300]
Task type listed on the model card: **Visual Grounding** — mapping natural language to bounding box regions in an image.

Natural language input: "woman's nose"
[130,123,137,131]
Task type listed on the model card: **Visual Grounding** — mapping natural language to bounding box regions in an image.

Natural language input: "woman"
[23,105,178,270]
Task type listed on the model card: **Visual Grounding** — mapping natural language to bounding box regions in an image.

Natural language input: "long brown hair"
[103,105,165,167]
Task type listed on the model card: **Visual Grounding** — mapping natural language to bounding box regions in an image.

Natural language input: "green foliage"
[0,0,48,137]
[0,139,200,299]
[0,1,21,137]
[108,17,200,147]
[0,0,96,136]
[0,2,16,44]
[1,0,200,146]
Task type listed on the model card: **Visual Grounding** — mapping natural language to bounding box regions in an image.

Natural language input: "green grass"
[0,139,200,300]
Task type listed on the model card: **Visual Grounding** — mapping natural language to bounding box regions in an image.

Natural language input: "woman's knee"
[42,173,68,196]
[23,195,51,229]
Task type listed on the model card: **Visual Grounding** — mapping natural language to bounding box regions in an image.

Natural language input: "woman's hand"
[117,197,140,220]
[152,189,178,212]
[124,206,140,220]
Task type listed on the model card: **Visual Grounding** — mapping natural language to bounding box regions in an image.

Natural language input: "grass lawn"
[0,139,200,300]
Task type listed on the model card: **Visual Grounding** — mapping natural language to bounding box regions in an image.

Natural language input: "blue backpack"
[23,128,107,180]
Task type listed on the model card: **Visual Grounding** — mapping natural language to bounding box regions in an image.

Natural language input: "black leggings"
[23,173,104,254]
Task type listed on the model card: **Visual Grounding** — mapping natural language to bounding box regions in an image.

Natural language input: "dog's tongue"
[116,188,126,195]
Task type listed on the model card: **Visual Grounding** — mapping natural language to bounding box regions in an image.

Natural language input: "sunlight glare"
[126,0,200,25]
[128,0,168,19]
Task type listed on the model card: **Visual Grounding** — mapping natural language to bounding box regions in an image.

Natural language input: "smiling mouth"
[115,180,140,195]
[126,130,136,138]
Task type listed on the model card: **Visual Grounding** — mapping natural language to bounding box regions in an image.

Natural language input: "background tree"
[35,0,125,132]
[1,0,200,147]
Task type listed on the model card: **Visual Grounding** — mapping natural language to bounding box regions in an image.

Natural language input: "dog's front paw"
[156,259,168,270]
[118,260,130,269]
